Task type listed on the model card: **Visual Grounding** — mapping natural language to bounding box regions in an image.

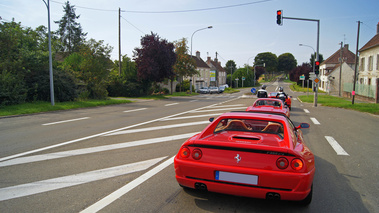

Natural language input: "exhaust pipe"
[266,192,281,200]
[195,182,208,191]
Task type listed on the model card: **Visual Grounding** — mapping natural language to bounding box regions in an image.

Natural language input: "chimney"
[344,44,349,50]
[207,56,211,64]
[196,51,200,59]
[377,22,379,34]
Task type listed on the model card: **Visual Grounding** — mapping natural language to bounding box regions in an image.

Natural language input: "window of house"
[360,57,365,71]
[360,78,363,84]
[368,56,373,71]
[368,78,371,85]
[376,54,379,70]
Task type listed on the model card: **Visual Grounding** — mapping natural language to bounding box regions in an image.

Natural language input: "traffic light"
[277,10,283,26]
[315,61,320,75]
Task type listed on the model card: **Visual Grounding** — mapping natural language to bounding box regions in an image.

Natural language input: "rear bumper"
[175,158,315,201]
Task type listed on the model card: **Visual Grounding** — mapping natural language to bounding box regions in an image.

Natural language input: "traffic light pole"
[282,16,320,107]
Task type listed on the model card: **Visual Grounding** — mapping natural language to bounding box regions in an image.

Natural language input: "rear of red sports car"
[174,112,314,204]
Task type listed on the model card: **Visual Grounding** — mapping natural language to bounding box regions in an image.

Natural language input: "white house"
[319,44,356,94]
[357,22,379,102]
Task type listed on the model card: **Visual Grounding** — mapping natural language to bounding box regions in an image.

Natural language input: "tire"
[299,184,313,206]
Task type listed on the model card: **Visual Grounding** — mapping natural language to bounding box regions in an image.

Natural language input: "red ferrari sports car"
[174,112,314,205]
[246,98,290,117]
[268,92,292,110]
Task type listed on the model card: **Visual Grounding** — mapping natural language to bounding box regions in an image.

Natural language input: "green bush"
[0,70,27,106]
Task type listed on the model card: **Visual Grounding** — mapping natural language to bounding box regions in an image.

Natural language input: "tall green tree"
[224,60,237,75]
[55,1,87,53]
[278,53,297,76]
[133,32,176,94]
[254,52,278,73]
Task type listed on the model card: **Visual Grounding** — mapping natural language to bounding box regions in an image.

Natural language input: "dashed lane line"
[42,117,90,126]
[310,117,320,125]
[325,136,349,156]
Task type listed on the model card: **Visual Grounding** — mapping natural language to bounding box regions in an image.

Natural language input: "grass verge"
[298,95,379,115]
[0,99,132,117]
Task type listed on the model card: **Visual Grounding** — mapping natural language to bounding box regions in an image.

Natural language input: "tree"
[55,1,87,53]
[254,52,278,73]
[224,60,237,75]
[60,39,113,99]
[290,63,312,84]
[173,38,196,92]
[133,32,176,94]
[278,53,297,77]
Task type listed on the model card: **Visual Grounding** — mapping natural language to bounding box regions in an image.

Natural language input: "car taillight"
[276,157,289,169]
[291,158,304,171]
[180,147,190,158]
[192,148,202,160]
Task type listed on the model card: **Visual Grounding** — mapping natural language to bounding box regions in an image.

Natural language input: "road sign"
[313,77,320,84]
[251,88,257,94]
[242,77,245,80]
[300,75,305,80]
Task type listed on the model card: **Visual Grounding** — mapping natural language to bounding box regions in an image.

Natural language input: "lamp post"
[42,0,54,106]
[190,26,213,94]
[299,44,315,96]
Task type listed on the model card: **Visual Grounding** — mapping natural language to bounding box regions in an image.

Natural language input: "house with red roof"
[318,44,356,95]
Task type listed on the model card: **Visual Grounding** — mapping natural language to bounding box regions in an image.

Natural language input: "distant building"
[206,56,227,87]
[189,51,211,91]
[357,22,379,102]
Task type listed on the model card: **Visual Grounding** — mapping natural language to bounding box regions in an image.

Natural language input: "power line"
[50,0,123,12]
[124,0,272,14]
[121,16,146,35]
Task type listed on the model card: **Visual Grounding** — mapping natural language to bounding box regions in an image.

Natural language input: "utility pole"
[215,52,218,87]
[352,21,361,105]
[339,42,343,96]
[118,8,121,76]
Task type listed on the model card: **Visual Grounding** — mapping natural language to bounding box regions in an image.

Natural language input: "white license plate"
[215,171,258,185]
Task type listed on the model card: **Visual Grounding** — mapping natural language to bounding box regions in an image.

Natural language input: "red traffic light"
[276,10,283,25]
[315,61,320,66]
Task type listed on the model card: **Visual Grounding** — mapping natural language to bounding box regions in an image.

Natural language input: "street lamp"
[42,0,55,106]
[190,26,213,93]
[299,44,316,96]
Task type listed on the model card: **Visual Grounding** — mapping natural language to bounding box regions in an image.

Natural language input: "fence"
[344,83,376,99]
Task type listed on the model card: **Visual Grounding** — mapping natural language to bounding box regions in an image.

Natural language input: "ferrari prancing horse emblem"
[234,154,241,163]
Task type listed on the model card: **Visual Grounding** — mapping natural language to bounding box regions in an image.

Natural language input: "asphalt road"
[0,81,377,213]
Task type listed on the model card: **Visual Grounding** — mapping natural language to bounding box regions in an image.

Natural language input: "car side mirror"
[296,123,310,129]
[209,117,214,122]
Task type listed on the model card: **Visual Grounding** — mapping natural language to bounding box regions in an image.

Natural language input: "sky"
[1,0,379,68]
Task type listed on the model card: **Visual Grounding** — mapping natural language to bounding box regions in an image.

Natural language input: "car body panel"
[174,112,314,202]
[199,87,210,94]
[209,87,220,94]
[246,98,290,117]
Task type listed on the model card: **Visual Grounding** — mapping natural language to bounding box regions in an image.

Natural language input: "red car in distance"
[268,92,292,110]
[246,98,290,117]
[174,112,314,205]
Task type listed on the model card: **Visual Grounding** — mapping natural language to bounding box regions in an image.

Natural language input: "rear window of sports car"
[214,118,284,138]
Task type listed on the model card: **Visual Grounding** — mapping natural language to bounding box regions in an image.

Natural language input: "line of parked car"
[198,84,229,94]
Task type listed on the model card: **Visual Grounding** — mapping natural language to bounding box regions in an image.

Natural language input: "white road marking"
[310,117,320,125]
[193,107,247,113]
[81,156,175,213]
[0,157,166,202]
[165,103,179,106]
[304,109,310,113]
[123,108,147,113]
[325,136,349,156]
[42,117,90,126]
[0,103,220,162]
[189,100,198,102]
[0,132,199,167]
[161,113,222,121]
[104,121,208,136]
